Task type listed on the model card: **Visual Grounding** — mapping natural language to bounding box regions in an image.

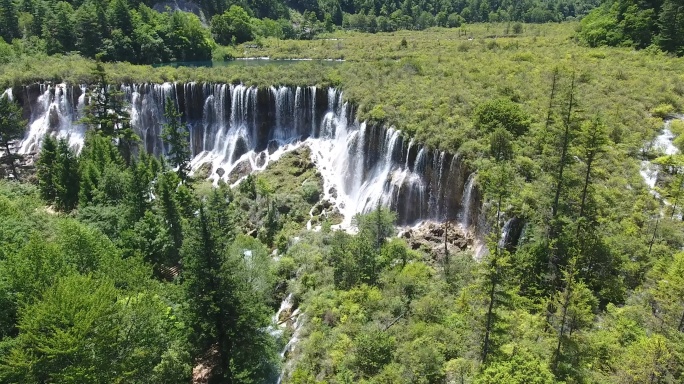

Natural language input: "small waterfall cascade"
[10,82,483,228]
[640,118,681,197]
[497,217,525,252]
[459,173,477,229]
[16,83,86,154]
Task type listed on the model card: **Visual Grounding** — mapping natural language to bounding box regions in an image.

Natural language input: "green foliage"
[474,98,531,137]
[54,138,80,212]
[579,0,684,55]
[211,6,254,45]
[183,204,278,382]
[36,134,58,202]
[161,97,190,182]
[476,348,554,383]
[0,94,25,179]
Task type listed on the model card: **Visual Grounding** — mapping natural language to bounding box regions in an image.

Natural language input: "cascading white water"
[460,173,476,229]
[498,218,513,249]
[640,119,681,196]
[2,87,13,100]
[14,82,478,228]
[18,83,86,154]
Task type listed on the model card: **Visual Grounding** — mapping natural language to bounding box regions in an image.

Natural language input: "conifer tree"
[156,171,183,266]
[54,138,80,211]
[182,206,277,382]
[0,0,20,42]
[81,60,138,164]
[0,94,26,180]
[551,256,597,379]
[161,97,190,183]
[125,153,153,224]
[36,134,58,202]
[78,131,123,206]
[480,148,515,364]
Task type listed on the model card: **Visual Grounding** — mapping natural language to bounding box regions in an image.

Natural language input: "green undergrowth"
[255,147,324,227]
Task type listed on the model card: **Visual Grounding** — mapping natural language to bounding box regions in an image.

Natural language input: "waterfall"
[460,173,476,228]
[640,118,682,198]
[18,83,85,154]
[498,217,525,252]
[2,87,13,100]
[14,82,478,227]
[498,218,513,249]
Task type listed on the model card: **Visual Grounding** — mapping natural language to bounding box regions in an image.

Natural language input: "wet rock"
[194,163,212,180]
[216,167,225,178]
[322,199,332,209]
[48,106,60,132]
[231,137,249,163]
[267,140,279,155]
[256,151,267,168]
[328,187,338,199]
[227,159,253,184]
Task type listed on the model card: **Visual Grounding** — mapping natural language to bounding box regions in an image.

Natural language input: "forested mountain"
[578,0,684,55]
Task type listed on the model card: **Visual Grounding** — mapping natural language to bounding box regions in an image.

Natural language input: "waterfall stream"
[640,119,681,200]
[12,82,483,229]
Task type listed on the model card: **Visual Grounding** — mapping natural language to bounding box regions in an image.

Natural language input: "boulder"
[227,160,253,184]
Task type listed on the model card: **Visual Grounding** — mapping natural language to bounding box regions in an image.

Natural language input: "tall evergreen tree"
[54,138,80,211]
[183,206,277,382]
[75,0,105,57]
[0,0,20,41]
[125,153,153,224]
[36,134,58,202]
[156,171,183,266]
[161,97,190,183]
[656,0,684,54]
[0,94,26,180]
[42,1,76,54]
[81,61,138,164]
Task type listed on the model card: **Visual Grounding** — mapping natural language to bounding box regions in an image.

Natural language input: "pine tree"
[183,204,222,351]
[0,0,20,41]
[545,72,579,289]
[78,132,122,206]
[161,97,190,183]
[656,0,684,54]
[125,154,153,224]
[81,61,138,164]
[75,0,105,58]
[156,171,183,266]
[182,207,278,382]
[36,134,58,202]
[575,116,607,232]
[551,256,597,379]
[0,94,26,180]
[54,138,80,212]
[42,1,76,54]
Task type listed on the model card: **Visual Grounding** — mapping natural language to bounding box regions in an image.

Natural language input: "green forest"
[0,0,605,64]
[0,0,683,381]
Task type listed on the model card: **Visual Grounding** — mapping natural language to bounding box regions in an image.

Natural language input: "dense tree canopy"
[578,0,684,55]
